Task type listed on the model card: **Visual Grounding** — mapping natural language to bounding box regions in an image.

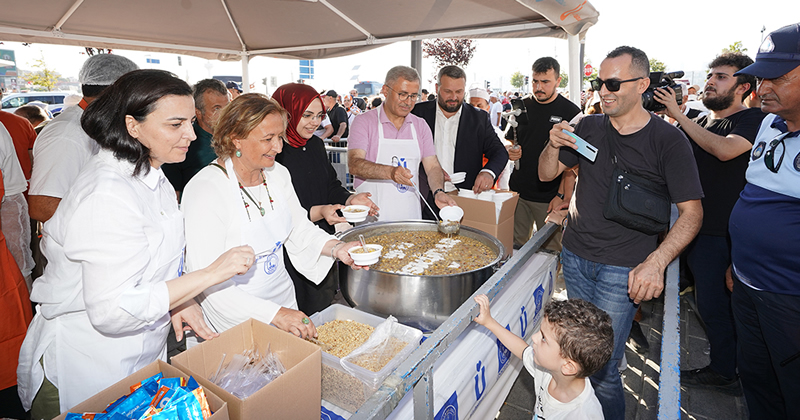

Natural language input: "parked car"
[1,92,71,115]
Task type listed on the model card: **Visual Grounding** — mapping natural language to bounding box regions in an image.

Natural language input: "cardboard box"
[171,319,321,420]
[449,191,519,258]
[54,360,229,420]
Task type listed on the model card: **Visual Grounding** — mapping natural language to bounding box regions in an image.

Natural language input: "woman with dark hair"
[272,83,377,314]
[16,70,253,418]
[181,93,367,339]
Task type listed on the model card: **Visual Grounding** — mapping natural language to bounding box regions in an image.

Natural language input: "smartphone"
[562,129,598,162]
[510,98,528,125]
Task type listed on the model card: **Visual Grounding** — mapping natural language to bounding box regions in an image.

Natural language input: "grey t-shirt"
[559,114,703,267]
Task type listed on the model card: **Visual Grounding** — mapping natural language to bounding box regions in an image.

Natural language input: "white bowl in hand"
[439,205,464,222]
[341,205,370,222]
[449,172,467,184]
[348,244,383,265]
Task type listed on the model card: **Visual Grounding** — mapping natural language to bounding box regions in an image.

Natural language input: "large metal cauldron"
[337,221,504,332]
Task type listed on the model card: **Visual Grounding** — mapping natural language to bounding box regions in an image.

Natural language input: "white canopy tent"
[0,0,598,101]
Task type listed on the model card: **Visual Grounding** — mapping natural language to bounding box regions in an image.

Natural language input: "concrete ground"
[495,281,749,419]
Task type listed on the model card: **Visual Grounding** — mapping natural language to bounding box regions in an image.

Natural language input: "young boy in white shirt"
[474,295,613,419]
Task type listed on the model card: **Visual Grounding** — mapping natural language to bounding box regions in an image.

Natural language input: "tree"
[22,54,60,91]
[510,71,525,90]
[422,38,476,80]
[722,41,747,54]
[559,72,568,88]
[649,58,666,73]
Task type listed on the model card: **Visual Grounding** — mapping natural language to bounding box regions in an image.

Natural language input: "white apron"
[222,158,296,319]
[356,106,422,221]
[18,179,183,412]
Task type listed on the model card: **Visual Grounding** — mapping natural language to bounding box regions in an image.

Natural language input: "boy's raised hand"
[474,294,493,326]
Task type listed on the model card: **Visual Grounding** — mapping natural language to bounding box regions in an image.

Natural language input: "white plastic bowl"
[348,244,383,265]
[450,172,466,184]
[492,192,513,202]
[477,190,495,201]
[342,205,370,222]
[439,205,464,222]
[458,188,477,198]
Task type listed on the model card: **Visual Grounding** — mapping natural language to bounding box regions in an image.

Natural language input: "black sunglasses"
[590,77,643,92]
[764,133,788,173]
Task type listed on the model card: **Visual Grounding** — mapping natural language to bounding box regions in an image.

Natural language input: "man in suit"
[411,65,508,219]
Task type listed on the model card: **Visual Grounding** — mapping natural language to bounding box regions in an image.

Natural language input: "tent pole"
[410,40,422,80]
[242,54,251,93]
[567,33,581,108]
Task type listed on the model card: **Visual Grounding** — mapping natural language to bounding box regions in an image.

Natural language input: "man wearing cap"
[410,65,508,218]
[162,79,230,198]
[28,54,138,223]
[653,52,767,394]
[509,57,581,251]
[488,92,503,128]
[469,87,515,190]
[348,65,456,221]
[322,90,348,142]
[726,22,800,419]
[225,81,241,99]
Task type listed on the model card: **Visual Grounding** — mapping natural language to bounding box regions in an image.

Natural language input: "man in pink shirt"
[348,65,455,221]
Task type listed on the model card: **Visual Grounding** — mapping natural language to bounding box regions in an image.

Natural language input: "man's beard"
[702,86,737,111]
[438,97,463,113]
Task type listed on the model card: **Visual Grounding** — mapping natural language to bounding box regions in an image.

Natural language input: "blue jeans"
[562,247,637,420]
[686,235,736,378]
[732,275,800,420]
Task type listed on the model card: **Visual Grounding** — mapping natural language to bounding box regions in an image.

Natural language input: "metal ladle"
[409,178,460,236]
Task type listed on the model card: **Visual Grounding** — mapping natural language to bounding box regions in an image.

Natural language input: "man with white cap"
[410,65,508,218]
[726,22,800,419]
[28,54,138,223]
[488,92,503,127]
[469,87,515,189]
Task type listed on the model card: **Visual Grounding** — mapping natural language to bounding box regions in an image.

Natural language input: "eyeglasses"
[590,77,643,92]
[385,84,420,102]
[764,132,788,173]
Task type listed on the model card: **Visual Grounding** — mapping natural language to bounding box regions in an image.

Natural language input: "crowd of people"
[0,21,798,420]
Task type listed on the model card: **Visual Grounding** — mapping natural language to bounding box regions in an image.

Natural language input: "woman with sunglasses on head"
[181,93,367,341]
[272,83,377,314]
[16,70,254,418]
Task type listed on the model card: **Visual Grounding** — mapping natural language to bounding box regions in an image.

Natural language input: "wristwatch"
[556,192,565,199]
[433,188,445,198]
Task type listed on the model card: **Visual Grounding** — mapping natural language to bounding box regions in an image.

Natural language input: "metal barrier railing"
[351,223,559,419]
[658,206,681,420]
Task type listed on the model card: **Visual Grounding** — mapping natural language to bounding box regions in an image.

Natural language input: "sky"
[1,0,796,95]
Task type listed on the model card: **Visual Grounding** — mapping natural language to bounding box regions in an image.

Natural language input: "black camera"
[641,71,684,112]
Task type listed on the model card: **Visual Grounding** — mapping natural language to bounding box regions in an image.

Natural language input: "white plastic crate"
[310,304,422,412]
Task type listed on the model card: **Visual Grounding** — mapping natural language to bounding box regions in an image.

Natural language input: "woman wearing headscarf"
[17,70,253,418]
[273,83,377,314]
[181,93,366,339]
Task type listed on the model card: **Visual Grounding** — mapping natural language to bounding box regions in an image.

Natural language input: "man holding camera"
[539,46,703,420]
[654,53,767,394]
[508,57,580,251]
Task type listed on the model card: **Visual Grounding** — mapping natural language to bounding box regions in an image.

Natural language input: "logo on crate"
[435,391,459,420]
[497,324,512,373]
[548,271,554,295]
[519,305,529,337]
[474,360,487,401]
[532,284,545,325]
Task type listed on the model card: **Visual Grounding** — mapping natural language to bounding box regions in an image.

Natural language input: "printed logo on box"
[435,391,459,420]
[532,284,545,325]
[474,360,487,401]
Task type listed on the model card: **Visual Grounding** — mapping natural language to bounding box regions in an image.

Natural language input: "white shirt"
[18,150,181,411]
[0,122,27,196]
[434,104,462,176]
[490,101,503,127]
[29,105,99,198]
[523,347,605,420]
[181,161,335,331]
[314,114,333,138]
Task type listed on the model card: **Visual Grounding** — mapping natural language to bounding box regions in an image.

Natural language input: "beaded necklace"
[238,170,274,221]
